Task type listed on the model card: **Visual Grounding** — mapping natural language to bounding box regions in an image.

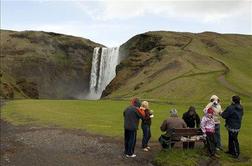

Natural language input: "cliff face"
[102,31,252,101]
[0,30,103,99]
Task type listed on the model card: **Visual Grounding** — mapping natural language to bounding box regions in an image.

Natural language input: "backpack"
[158,134,172,149]
[137,107,146,118]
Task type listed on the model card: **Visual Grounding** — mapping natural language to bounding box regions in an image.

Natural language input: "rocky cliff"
[0,30,103,99]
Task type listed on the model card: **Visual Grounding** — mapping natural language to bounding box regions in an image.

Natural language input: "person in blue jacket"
[123,98,144,158]
[221,96,244,158]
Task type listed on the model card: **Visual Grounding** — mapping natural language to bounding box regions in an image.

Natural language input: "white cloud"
[76,0,251,23]
[2,0,251,47]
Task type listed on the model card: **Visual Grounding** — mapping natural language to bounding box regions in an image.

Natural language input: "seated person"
[160,109,187,148]
[182,106,200,149]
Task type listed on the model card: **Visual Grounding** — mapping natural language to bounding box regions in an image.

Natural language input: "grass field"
[1,99,251,165]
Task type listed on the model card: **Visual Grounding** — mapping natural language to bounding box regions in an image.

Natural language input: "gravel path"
[0,119,159,166]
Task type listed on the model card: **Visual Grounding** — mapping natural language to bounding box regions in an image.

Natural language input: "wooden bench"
[161,128,204,149]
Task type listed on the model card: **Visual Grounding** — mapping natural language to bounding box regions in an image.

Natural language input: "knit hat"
[170,109,178,117]
[131,98,141,108]
[210,95,219,102]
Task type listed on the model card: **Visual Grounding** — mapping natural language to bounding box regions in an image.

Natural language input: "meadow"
[1,99,251,165]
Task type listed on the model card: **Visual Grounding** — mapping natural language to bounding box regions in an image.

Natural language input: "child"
[201,108,217,157]
[139,101,154,152]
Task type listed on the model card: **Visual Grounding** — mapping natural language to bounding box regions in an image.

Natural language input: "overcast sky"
[1,0,252,47]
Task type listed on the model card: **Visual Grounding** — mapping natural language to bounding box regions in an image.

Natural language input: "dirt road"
[0,120,159,166]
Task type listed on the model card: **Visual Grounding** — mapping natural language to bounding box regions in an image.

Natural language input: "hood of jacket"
[131,98,141,108]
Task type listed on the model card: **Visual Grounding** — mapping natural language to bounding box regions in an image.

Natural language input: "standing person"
[160,109,187,148]
[140,101,154,152]
[221,96,244,158]
[201,108,217,157]
[123,98,144,158]
[182,106,201,149]
[203,95,223,150]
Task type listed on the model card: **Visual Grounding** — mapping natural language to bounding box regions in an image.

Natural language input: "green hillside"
[103,31,252,102]
[1,30,251,102]
[0,30,103,99]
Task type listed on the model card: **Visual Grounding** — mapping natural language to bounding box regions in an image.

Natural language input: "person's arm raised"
[221,106,231,119]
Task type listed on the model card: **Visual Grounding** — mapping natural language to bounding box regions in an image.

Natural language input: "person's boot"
[225,151,231,154]
[231,154,239,159]
[211,154,220,159]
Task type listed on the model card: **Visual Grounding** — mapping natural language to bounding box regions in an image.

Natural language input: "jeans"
[206,132,216,156]
[142,124,151,148]
[124,129,137,155]
[214,124,221,148]
[228,131,240,157]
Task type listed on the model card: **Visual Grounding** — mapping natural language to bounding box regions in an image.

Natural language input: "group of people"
[123,95,244,159]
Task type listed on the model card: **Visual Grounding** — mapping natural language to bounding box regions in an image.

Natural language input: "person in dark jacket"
[182,106,200,149]
[221,96,244,158]
[123,98,143,158]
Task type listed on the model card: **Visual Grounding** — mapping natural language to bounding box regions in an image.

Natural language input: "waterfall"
[89,47,120,99]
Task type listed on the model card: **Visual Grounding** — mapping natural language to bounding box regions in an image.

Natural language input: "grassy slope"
[105,31,252,102]
[1,99,252,165]
[189,33,252,97]
[0,71,28,98]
